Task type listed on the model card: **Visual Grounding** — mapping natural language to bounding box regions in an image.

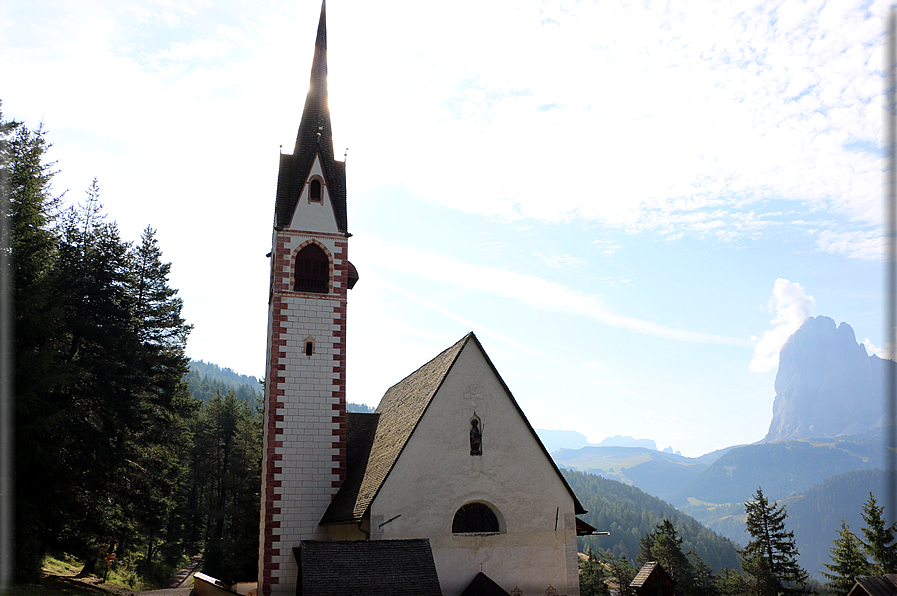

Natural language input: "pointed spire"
[297,0,331,154]
[310,0,328,102]
[273,0,347,233]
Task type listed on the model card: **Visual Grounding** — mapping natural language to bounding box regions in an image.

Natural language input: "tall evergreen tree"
[859,492,897,574]
[580,547,610,596]
[742,487,809,596]
[9,151,195,581]
[605,552,638,596]
[638,519,696,595]
[822,520,870,596]
[6,119,68,582]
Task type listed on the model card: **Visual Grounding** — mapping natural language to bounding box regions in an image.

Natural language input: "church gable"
[365,334,585,595]
[370,335,583,535]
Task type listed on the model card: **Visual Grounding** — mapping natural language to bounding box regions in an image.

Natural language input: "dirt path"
[39,555,201,596]
[167,555,202,589]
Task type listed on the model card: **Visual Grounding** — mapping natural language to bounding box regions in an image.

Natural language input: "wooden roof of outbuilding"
[630,562,657,588]
[849,575,897,596]
[630,561,674,589]
[321,332,586,526]
[274,0,348,233]
[294,539,441,596]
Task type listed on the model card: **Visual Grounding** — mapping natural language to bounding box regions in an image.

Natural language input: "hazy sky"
[2,0,887,456]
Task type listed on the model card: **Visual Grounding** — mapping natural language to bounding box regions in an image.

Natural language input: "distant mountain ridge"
[764,315,890,442]
[535,429,682,454]
[553,430,887,581]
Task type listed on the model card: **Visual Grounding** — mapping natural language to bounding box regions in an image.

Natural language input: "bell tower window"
[309,178,323,202]
[294,243,330,293]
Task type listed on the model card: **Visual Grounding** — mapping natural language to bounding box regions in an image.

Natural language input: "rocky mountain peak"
[763,315,889,442]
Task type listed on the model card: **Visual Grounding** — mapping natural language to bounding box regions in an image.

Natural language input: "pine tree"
[691,551,719,596]
[638,519,696,595]
[6,119,68,582]
[742,487,809,596]
[131,226,191,350]
[580,547,610,596]
[822,520,871,596]
[604,552,638,596]
[860,492,897,574]
[11,169,196,578]
[715,567,748,596]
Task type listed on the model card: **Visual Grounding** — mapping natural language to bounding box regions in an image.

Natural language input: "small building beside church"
[258,3,590,595]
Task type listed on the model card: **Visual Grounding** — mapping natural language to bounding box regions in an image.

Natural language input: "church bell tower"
[258,3,357,594]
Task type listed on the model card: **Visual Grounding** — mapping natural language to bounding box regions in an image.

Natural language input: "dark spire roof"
[274,0,348,233]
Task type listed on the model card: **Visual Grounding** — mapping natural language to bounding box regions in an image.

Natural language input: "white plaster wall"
[287,155,340,234]
[369,340,579,596]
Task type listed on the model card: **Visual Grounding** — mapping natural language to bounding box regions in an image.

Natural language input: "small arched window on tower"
[309,178,323,202]
[452,502,501,534]
[294,243,329,293]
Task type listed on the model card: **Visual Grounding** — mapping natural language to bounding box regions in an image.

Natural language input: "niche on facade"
[469,413,482,456]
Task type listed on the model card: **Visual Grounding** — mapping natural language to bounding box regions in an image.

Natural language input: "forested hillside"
[787,468,888,580]
[184,360,262,403]
[562,469,741,574]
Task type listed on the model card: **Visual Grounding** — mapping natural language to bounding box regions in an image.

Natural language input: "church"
[257,3,593,595]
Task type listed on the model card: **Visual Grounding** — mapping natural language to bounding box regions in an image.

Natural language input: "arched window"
[309,178,322,201]
[294,244,329,293]
[452,502,500,534]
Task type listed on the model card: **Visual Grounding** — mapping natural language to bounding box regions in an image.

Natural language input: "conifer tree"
[638,519,696,595]
[715,567,748,596]
[605,552,638,596]
[860,492,897,574]
[822,520,870,596]
[742,487,809,596]
[580,547,610,596]
[9,161,195,579]
[6,119,67,582]
[691,551,719,596]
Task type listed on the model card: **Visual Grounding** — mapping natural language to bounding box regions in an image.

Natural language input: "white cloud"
[863,337,897,361]
[3,0,886,252]
[863,337,885,358]
[749,279,817,372]
[816,230,883,261]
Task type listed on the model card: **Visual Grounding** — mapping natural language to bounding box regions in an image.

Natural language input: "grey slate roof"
[321,332,586,526]
[849,575,897,596]
[294,539,441,596]
[322,335,467,524]
[274,0,348,233]
[460,572,511,596]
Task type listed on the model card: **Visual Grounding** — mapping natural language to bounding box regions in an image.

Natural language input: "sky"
[1,0,889,457]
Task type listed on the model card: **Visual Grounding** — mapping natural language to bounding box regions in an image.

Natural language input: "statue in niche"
[470,417,482,456]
